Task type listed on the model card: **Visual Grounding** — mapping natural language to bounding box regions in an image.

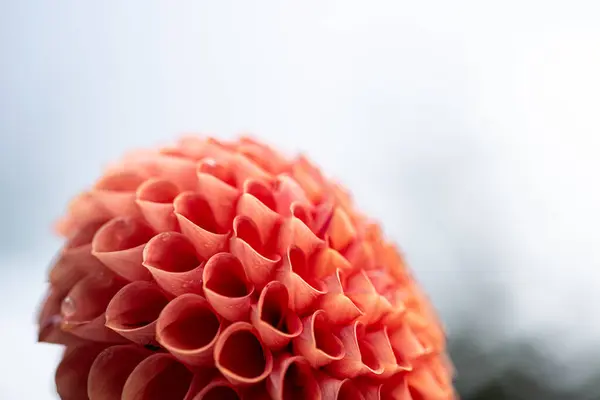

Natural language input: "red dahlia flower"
[38,136,455,399]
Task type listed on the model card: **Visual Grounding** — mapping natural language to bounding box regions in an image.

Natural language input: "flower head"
[38,136,455,399]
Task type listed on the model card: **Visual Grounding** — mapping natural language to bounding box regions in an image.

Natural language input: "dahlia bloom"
[38,136,455,399]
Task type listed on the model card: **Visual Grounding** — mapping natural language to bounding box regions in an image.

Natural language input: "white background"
[1,1,599,398]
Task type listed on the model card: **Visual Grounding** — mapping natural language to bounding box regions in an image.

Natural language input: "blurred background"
[1,1,599,399]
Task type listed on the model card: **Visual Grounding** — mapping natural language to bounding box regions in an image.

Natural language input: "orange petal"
[266,354,321,400]
[344,269,393,325]
[406,367,452,400]
[277,216,325,257]
[230,153,273,187]
[250,281,302,350]
[277,247,326,314]
[318,375,365,400]
[176,136,237,163]
[135,178,180,232]
[174,192,230,260]
[49,219,110,292]
[191,377,243,400]
[56,344,108,400]
[326,321,384,379]
[388,323,427,368]
[202,253,254,322]
[60,274,127,343]
[88,345,152,400]
[291,155,326,204]
[38,289,85,346]
[230,216,280,289]
[214,322,273,386]
[156,294,221,367]
[292,310,344,368]
[92,171,146,218]
[363,328,404,378]
[122,353,193,400]
[326,207,356,252]
[237,138,289,174]
[272,174,310,216]
[141,153,199,191]
[105,281,169,346]
[55,192,111,237]
[197,160,240,228]
[318,269,364,325]
[343,240,375,271]
[91,217,155,282]
[143,232,204,296]
[238,180,281,239]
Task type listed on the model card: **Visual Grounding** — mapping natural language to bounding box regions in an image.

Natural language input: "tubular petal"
[142,153,199,191]
[197,161,240,228]
[267,355,321,400]
[363,328,404,378]
[292,310,344,368]
[326,322,384,379]
[60,274,127,343]
[214,322,273,386]
[388,324,428,367]
[278,216,325,257]
[92,171,145,217]
[407,367,451,400]
[237,138,289,174]
[174,192,230,260]
[202,253,254,321]
[343,240,375,271]
[344,269,393,325]
[87,345,152,400]
[192,377,243,400]
[272,174,310,216]
[122,353,193,400]
[135,178,180,232]
[56,344,108,400]
[318,269,364,325]
[91,217,155,282]
[318,376,365,400]
[143,232,204,296]
[49,219,109,292]
[313,247,352,279]
[277,247,326,314]
[326,207,356,252]
[105,281,169,346]
[176,136,237,163]
[291,155,325,204]
[230,153,273,187]
[38,289,85,346]
[238,180,280,239]
[230,216,280,289]
[250,281,302,350]
[156,294,221,367]
[55,192,111,237]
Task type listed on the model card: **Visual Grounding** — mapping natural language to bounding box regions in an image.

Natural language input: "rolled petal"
[142,153,199,191]
[290,155,326,204]
[312,246,352,280]
[143,232,204,296]
[237,137,289,174]
[354,380,383,400]
[56,344,108,400]
[55,192,111,236]
[92,217,155,282]
[191,377,243,400]
[326,321,384,379]
[230,216,280,289]
[239,179,280,237]
[325,207,356,252]
[174,192,230,260]
[60,274,127,343]
[292,310,344,368]
[250,281,302,350]
[202,253,254,322]
[272,174,310,216]
[277,216,325,257]
[49,219,110,292]
[267,354,321,400]
[105,281,169,346]
[38,289,85,346]
[388,323,427,368]
[156,294,221,367]
[277,247,325,314]
[363,328,403,378]
[406,367,451,400]
[88,345,152,400]
[214,322,273,386]
[344,269,393,325]
[318,376,365,400]
[197,159,240,228]
[318,269,364,325]
[230,153,273,186]
[122,353,193,400]
[135,178,180,232]
[92,171,146,217]
[343,240,375,271]
[176,136,237,163]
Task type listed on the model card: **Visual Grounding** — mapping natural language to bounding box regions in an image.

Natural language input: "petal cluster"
[38,136,455,399]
